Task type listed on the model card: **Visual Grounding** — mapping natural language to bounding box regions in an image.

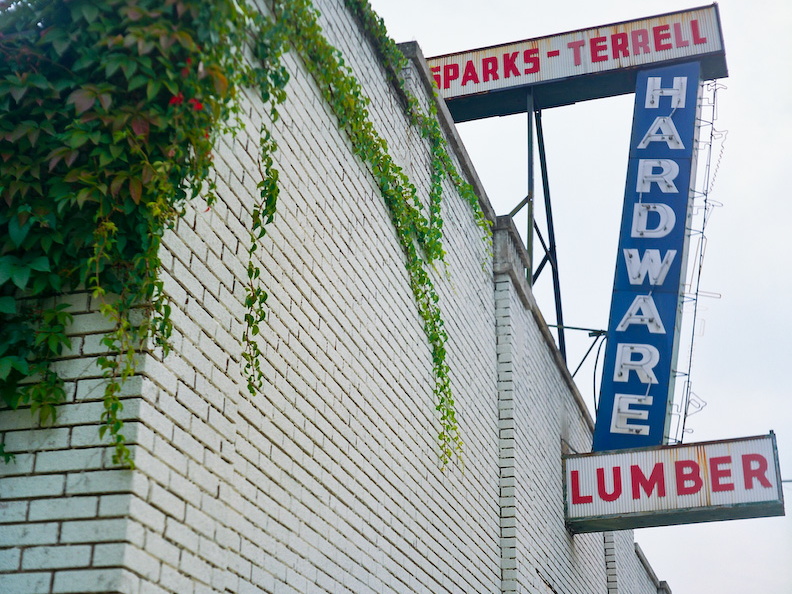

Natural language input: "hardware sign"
[592,61,701,451]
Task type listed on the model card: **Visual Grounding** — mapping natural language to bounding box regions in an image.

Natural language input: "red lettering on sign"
[674,460,703,495]
[590,36,608,62]
[482,57,499,82]
[571,470,593,504]
[596,467,623,502]
[710,456,735,492]
[673,23,690,48]
[461,60,479,86]
[524,48,540,73]
[631,29,651,55]
[742,454,772,489]
[503,52,520,78]
[442,63,459,90]
[567,39,585,66]
[611,32,630,59]
[631,463,666,499]
[691,19,707,44]
[653,24,672,51]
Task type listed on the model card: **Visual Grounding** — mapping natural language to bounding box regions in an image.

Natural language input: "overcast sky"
[367,0,792,592]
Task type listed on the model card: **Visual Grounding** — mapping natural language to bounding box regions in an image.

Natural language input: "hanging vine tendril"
[0,0,488,469]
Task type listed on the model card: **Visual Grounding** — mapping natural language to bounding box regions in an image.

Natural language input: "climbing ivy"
[0,0,488,469]
[0,0,289,466]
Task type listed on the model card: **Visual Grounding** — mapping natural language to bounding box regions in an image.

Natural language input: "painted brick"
[148,482,186,521]
[22,546,92,570]
[51,568,139,594]
[4,428,70,453]
[98,494,131,518]
[0,452,35,476]
[0,571,52,593]
[143,530,181,568]
[94,543,162,581]
[0,548,20,572]
[128,496,167,534]
[65,470,134,496]
[0,523,59,547]
[0,474,65,499]
[60,519,128,544]
[29,497,97,522]
[34,447,106,473]
[0,500,28,524]
[159,564,194,594]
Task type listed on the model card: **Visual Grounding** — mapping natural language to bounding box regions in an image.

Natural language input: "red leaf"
[66,89,95,115]
[48,152,63,172]
[141,164,154,184]
[129,177,142,204]
[130,117,149,138]
[123,6,145,21]
[97,93,112,110]
[9,85,28,103]
[110,174,126,197]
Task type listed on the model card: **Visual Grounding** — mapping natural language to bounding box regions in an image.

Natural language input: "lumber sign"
[565,434,786,533]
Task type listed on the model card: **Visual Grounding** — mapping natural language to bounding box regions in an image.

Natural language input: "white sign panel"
[564,434,785,533]
[428,5,724,100]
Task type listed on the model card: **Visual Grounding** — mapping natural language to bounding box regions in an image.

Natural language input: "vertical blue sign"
[592,62,701,452]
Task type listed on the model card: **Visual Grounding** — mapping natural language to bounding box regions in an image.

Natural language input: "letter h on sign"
[592,62,701,452]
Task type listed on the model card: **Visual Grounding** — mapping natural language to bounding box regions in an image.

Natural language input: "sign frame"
[427,4,727,122]
[564,433,786,533]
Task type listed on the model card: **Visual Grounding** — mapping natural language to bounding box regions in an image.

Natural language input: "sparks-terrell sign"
[592,62,700,451]
[426,5,726,122]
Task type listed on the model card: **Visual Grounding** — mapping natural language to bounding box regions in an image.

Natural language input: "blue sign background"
[592,62,701,452]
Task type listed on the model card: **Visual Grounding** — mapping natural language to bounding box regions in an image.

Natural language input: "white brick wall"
[0,1,669,592]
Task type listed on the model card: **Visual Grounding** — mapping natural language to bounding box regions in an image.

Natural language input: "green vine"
[276,0,490,465]
[1,0,489,470]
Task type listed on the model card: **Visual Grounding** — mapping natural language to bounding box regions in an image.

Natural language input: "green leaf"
[8,216,32,248]
[10,264,31,290]
[11,358,29,375]
[28,256,50,272]
[72,54,98,72]
[52,37,71,57]
[127,75,148,92]
[146,79,161,102]
[0,256,17,285]
[81,2,100,23]
[0,297,16,314]
[0,358,12,381]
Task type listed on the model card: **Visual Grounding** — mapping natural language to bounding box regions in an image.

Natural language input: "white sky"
[367,0,792,592]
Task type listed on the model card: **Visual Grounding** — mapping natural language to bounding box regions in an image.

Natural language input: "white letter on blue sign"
[614,343,660,384]
[631,203,676,238]
[623,249,677,285]
[645,76,688,109]
[638,117,685,150]
[636,159,680,193]
[616,295,667,334]
[610,394,654,435]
